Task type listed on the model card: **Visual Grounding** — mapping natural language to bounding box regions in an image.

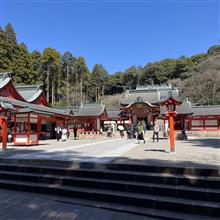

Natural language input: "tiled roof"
[0,101,16,111]
[121,85,180,105]
[54,108,74,115]
[159,89,179,101]
[121,91,160,105]
[0,96,72,117]
[73,103,106,117]
[0,72,11,89]
[106,110,121,118]
[192,106,220,116]
[70,106,80,113]
[15,85,43,102]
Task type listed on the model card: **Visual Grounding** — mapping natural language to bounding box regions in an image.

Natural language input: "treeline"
[0,23,220,106]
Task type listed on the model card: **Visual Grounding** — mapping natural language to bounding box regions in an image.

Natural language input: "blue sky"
[0,0,219,74]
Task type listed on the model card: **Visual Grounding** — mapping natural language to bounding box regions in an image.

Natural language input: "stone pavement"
[0,138,137,163]
[0,136,219,168]
[0,189,155,220]
[114,137,220,168]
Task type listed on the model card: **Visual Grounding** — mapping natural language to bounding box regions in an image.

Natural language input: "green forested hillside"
[0,23,219,106]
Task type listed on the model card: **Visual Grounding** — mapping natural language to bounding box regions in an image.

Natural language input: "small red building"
[0,72,73,146]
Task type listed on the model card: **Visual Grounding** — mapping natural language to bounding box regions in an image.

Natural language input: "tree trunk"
[212,82,216,103]
[52,77,55,106]
[101,84,105,96]
[67,65,70,106]
[46,69,50,103]
[80,74,83,103]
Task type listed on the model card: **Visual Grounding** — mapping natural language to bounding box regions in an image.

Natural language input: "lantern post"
[161,96,182,152]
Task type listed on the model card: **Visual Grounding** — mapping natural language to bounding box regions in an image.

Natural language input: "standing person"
[73,124,78,140]
[153,120,160,142]
[130,123,134,139]
[137,122,145,144]
[61,127,68,141]
[118,125,124,138]
[163,120,169,138]
[55,125,61,141]
[111,124,116,138]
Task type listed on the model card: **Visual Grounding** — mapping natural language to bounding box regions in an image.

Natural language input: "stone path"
[1,138,138,163]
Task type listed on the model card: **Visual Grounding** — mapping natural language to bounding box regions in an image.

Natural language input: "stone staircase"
[0,160,219,219]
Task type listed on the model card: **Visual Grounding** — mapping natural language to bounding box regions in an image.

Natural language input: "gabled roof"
[160,95,183,106]
[121,91,160,105]
[192,105,220,116]
[121,101,158,111]
[0,96,72,118]
[73,103,106,117]
[0,72,26,101]
[15,85,43,102]
[0,72,11,89]
[0,73,48,106]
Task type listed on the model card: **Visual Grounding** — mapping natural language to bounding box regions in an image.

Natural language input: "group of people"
[55,125,78,141]
[55,126,68,141]
[123,120,161,144]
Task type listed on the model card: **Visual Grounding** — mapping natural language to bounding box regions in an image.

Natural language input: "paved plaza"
[0,135,219,168]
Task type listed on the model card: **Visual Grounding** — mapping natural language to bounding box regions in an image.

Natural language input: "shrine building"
[0,72,73,146]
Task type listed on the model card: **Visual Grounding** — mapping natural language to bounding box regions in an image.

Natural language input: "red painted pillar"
[13,114,16,144]
[37,115,41,144]
[0,117,2,149]
[27,113,30,145]
[169,115,175,152]
[2,118,7,150]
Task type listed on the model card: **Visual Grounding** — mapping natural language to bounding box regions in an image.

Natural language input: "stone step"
[0,160,219,177]
[0,170,219,202]
[0,179,219,217]
[0,163,219,189]
[106,163,220,177]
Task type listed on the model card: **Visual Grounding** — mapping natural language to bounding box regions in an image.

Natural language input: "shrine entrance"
[121,101,160,128]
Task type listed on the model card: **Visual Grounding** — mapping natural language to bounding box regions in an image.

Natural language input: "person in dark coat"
[55,125,62,141]
[73,125,78,140]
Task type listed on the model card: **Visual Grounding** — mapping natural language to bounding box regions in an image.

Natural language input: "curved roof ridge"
[15,84,41,89]
[0,72,12,89]
[0,72,26,101]
[15,84,43,102]
[123,101,158,109]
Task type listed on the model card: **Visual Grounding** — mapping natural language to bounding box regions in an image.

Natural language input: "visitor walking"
[153,120,160,142]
